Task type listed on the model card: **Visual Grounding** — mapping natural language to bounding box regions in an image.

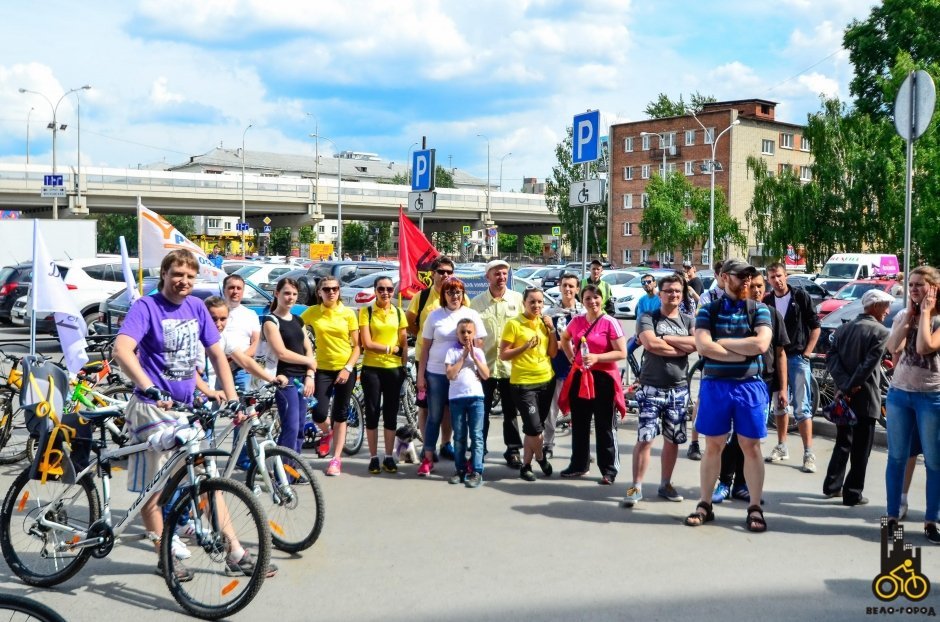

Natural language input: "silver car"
[340,270,400,310]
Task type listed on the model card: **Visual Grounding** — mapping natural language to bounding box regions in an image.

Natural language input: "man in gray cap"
[822,288,893,506]
[687,258,773,532]
[470,259,525,467]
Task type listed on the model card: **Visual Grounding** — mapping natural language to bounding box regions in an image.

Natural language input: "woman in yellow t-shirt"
[300,276,360,476]
[499,287,557,481]
[359,276,408,474]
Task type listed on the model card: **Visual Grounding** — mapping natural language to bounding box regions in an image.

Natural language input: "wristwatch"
[343,365,354,373]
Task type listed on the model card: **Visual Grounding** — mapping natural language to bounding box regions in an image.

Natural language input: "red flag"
[398,206,440,299]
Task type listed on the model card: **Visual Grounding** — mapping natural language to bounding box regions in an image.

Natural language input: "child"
[444,318,490,488]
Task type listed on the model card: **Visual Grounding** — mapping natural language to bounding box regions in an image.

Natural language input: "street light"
[310,134,343,258]
[406,142,418,184]
[498,152,512,191]
[306,113,319,223]
[241,123,252,258]
[19,84,91,219]
[25,107,34,165]
[72,88,91,213]
[691,113,740,264]
[476,134,491,256]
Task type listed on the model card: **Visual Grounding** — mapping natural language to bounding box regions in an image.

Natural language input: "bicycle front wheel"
[0,469,101,587]
[245,446,325,553]
[0,392,30,465]
[342,389,365,456]
[162,478,271,620]
[0,594,67,622]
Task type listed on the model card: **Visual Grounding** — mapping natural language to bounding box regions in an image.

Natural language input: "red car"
[816,279,902,318]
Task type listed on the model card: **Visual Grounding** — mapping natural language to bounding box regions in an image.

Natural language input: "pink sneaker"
[317,432,333,458]
[416,457,433,477]
[325,458,341,476]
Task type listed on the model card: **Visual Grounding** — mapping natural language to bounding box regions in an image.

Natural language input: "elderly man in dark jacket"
[822,289,894,506]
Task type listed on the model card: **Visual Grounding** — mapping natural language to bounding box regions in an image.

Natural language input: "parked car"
[340,270,399,310]
[292,261,396,306]
[785,275,832,308]
[513,266,554,288]
[222,260,257,275]
[234,263,297,293]
[815,278,903,318]
[613,270,676,318]
[544,269,642,301]
[0,263,32,324]
[814,295,904,356]
[542,267,584,291]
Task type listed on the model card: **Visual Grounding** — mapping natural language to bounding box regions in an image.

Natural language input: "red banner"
[398,207,440,299]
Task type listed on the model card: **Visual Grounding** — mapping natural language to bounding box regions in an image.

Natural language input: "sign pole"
[581,162,589,279]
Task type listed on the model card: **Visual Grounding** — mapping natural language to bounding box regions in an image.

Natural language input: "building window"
[642,193,649,208]
[624,137,634,152]
[331,226,337,233]
[702,248,710,265]
[778,163,792,175]
[623,194,633,209]
[800,165,812,181]
[780,133,794,149]
[223,222,231,231]
[207,218,221,228]
[660,132,676,148]
[622,249,632,264]
[624,166,633,181]
[660,251,674,264]
[658,162,677,177]
[761,139,775,155]
[801,136,810,151]
[641,165,650,179]
[641,135,651,151]
[704,128,715,144]
[683,249,693,264]
[685,129,695,146]
[622,222,633,236]
[318,225,325,233]
[641,249,650,263]
[684,161,694,176]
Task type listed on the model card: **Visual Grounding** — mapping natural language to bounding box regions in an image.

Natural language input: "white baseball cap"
[485,259,510,273]
[861,289,895,308]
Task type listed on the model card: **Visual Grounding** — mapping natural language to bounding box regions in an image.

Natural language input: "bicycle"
[0,594,66,622]
[298,380,366,456]
[0,373,271,621]
[205,383,325,553]
[0,351,29,465]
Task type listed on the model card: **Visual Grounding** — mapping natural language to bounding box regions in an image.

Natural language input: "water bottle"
[580,339,591,368]
[417,388,427,401]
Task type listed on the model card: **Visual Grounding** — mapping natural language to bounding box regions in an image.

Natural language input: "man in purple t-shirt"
[114,250,270,580]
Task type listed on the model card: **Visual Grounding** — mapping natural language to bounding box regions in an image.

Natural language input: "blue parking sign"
[572,110,601,164]
[411,148,436,192]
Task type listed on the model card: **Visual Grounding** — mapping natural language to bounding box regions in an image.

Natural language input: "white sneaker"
[171,534,191,560]
[766,443,789,463]
[801,451,817,473]
[176,519,197,539]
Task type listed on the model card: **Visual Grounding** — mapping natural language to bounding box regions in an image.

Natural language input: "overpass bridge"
[0,164,558,235]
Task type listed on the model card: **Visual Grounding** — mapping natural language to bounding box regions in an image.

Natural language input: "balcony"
[650,145,682,160]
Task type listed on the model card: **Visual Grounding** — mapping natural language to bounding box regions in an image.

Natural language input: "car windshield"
[0,267,14,282]
[514,267,537,278]
[348,272,396,288]
[835,282,879,301]
[820,263,857,279]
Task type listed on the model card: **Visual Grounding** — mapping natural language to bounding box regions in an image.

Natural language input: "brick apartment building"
[608,99,814,269]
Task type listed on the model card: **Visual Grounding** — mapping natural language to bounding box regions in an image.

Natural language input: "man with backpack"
[622,273,696,508]
[686,259,772,533]
[581,259,615,316]
[763,262,822,473]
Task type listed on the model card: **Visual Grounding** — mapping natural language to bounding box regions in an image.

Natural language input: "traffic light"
[551,241,558,250]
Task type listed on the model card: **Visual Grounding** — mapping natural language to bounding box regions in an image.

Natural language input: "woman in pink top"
[559,284,627,485]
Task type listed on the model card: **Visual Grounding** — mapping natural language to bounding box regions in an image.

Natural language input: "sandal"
[685,501,715,527]
[746,504,767,533]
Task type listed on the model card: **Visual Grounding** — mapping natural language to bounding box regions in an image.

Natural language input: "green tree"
[269,227,291,255]
[381,165,455,189]
[644,92,717,119]
[544,127,608,259]
[342,221,370,253]
[497,232,517,252]
[298,225,316,244]
[523,235,543,257]
[431,232,460,255]
[96,213,194,254]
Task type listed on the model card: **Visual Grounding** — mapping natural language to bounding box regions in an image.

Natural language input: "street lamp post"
[310,134,343,258]
[25,107,34,165]
[477,134,492,257]
[406,142,418,184]
[692,114,740,264]
[498,152,512,191]
[306,113,319,225]
[241,123,252,258]
[73,89,91,213]
[19,85,91,219]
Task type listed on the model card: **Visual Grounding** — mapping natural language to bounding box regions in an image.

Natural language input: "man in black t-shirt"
[683,261,704,300]
[622,273,696,508]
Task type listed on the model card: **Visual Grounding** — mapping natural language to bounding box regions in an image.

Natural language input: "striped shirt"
[695,297,771,380]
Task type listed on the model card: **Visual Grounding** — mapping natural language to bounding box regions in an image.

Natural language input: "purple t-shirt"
[119,293,220,404]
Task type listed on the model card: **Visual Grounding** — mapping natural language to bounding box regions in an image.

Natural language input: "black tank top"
[266,314,308,377]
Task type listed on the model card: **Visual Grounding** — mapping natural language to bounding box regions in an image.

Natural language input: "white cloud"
[149,77,184,105]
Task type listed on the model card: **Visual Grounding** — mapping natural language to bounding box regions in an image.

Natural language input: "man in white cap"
[470,259,525,467]
[822,288,893,506]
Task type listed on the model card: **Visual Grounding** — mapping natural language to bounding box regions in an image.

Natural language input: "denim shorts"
[695,377,769,439]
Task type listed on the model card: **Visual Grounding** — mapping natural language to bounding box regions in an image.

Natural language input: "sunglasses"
[376,286,394,293]
[320,286,339,293]
[641,280,654,285]
[436,269,454,276]
[445,290,464,297]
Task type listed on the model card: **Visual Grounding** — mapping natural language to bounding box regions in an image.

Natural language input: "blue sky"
[0,0,876,189]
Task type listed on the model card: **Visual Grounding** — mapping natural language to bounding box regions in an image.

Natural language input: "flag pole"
[136,197,144,296]
[29,221,38,356]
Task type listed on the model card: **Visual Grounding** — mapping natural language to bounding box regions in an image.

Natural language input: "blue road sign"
[572,110,601,164]
[411,148,436,192]
[43,174,64,186]
[263,225,272,233]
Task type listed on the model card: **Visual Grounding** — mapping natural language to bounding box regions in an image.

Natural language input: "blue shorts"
[695,377,768,440]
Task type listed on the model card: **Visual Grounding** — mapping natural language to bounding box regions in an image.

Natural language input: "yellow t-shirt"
[301,303,359,371]
[501,314,553,385]
[407,287,441,362]
[359,304,406,369]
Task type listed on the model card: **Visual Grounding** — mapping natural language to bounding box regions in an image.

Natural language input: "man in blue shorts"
[686,258,772,532]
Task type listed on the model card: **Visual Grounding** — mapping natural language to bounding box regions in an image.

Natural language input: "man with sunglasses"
[470,258,525,468]
[407,256,457,459]
[635,275,661,323]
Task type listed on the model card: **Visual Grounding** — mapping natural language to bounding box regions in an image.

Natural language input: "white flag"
[31,221,89,374]
[138,198,224,282]
[118,236,140,304]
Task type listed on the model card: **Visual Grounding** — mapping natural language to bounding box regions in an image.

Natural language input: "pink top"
[565,314,624,374]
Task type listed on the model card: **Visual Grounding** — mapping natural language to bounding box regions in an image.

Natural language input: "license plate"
[811,367,827,380]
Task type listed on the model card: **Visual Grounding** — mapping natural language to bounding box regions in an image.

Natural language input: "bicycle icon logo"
[872,518,931,602]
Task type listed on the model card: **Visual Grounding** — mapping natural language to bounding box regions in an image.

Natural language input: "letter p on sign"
[572,110,600,164]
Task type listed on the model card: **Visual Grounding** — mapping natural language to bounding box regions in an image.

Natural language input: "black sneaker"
[368,457,381,474]
[536,456,553,477]
[520,464,536,482]
[926,523,940,545]
[382,457,398,473]
[448,471,465,485]
[504,451,522,469]
[560,466,588,478]
[543,448,553,460]
[226,551,278,578]
[687,441,702,461]
[157,558,194,582]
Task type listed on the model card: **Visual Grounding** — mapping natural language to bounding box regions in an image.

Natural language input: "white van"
[815,253,900,293]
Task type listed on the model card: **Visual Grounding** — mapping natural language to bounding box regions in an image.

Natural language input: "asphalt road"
[0,325,934,621]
